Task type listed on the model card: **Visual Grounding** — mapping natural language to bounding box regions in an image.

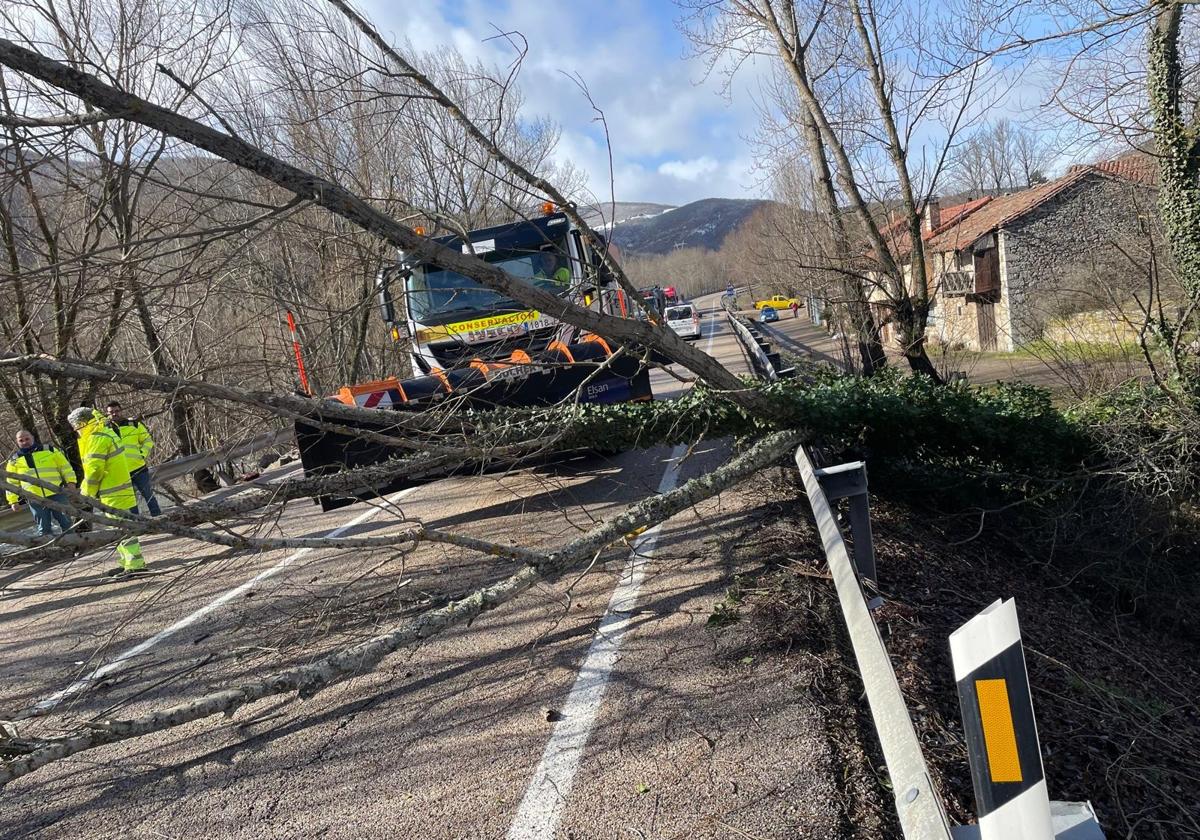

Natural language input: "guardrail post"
[813,461,876,585]
[948,599,1104,840]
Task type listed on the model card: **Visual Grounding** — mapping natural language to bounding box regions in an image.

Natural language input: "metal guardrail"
[796,446,954,838]
[724,313,1104,838]
[723,301,949,833]
[725,309,777,381]
[151,427,293,486]
[724,306,796,381]
[724,290,1103,837]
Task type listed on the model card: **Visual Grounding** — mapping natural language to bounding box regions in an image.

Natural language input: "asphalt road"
[0,293,860,839]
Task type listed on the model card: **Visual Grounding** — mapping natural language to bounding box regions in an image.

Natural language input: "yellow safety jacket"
[76,412,137,512]
[5,445,77,503]
[534,266,572,287]
[110,418,154,473]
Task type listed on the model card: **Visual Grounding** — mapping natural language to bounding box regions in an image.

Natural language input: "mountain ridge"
[606,197,770,255]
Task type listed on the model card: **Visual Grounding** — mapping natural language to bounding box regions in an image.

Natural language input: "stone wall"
[1043,308,1141,345]
[928,296,981,349]
[1000,172,1158,347]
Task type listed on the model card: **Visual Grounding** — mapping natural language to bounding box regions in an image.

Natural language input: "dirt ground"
[738,468,1200,839]
[757,313,1146,398]
[694,468,898,839]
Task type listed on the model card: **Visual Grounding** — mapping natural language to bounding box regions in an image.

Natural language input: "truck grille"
[428,327,557,368]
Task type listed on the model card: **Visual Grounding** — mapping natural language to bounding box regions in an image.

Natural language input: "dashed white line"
[28,486,420,716]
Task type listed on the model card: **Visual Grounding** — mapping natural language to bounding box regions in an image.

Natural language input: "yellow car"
[754,294,799,311]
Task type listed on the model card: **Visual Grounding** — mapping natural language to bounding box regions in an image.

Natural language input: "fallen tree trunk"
[0,429,802,790]
[2,364,1096,564]
[0,38,780,419]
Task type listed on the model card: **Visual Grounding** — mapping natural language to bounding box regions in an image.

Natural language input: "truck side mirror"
[376,270,397,325]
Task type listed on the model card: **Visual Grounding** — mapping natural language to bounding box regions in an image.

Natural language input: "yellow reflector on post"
[976,678,1023,783]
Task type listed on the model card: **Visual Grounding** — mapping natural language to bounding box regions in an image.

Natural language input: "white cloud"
[657,156,720,181]
[556,130,757,205]
[360,0,767,204]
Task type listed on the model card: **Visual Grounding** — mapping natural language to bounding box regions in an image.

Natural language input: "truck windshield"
[407,246,570,325]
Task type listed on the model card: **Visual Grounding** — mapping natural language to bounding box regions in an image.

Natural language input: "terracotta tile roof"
[877,196,994,259]
[1067,152,1158,185]
[926,170,1093,253]
[930,197,993,238]
[927,151,1158,254]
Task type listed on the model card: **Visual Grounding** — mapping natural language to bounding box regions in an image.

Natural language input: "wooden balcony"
[940,248,1000,298]
[941,270,974,296]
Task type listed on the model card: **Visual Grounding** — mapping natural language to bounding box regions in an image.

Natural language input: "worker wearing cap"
[67,406,147,574]
[105,401,161,516]
[5,429,77,536]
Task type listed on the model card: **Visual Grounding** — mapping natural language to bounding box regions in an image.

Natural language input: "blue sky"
[362,0,766,206]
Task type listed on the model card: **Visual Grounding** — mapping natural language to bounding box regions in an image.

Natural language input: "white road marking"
[506,443,686,839]
[703,299,721,354]
[29,486,420,716]
[507,313,722,836]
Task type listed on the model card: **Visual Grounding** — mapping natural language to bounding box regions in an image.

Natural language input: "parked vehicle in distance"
[754,294,799,311]
[759,306,779,323]
[664,303,702,339]
[639,287,666,314]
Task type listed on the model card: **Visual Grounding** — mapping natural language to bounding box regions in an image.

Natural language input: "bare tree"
[1035,0,1198,396]
[1148,0,1200,360]
[0,3,785,470]
[949,118,1053,193]
[0,0,256,489]
[0,0,618,486]
[681,0,1004,380]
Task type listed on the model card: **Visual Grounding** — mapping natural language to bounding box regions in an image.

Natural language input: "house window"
[956,251,973,271]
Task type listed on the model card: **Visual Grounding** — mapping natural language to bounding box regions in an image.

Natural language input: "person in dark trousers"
[790,301,800,319]
[104,401,161,516]
[6,429,77,535]
[652,284,666,313]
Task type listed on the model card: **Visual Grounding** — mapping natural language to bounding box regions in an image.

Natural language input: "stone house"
[865,197,993,346]
[922,155,1159,352]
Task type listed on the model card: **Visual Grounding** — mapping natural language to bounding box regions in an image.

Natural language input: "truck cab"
[382,212,622,375]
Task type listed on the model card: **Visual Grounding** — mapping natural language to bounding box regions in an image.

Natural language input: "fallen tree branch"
[0,37,776,416]
[1,437,561,562]
[0,353,455,449]
[3,368,1096,564]
[0,474,545,562]
[0,429,802,790]
[0,108,129,128]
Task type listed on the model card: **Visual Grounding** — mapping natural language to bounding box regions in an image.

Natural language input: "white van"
[664,303,701,340]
